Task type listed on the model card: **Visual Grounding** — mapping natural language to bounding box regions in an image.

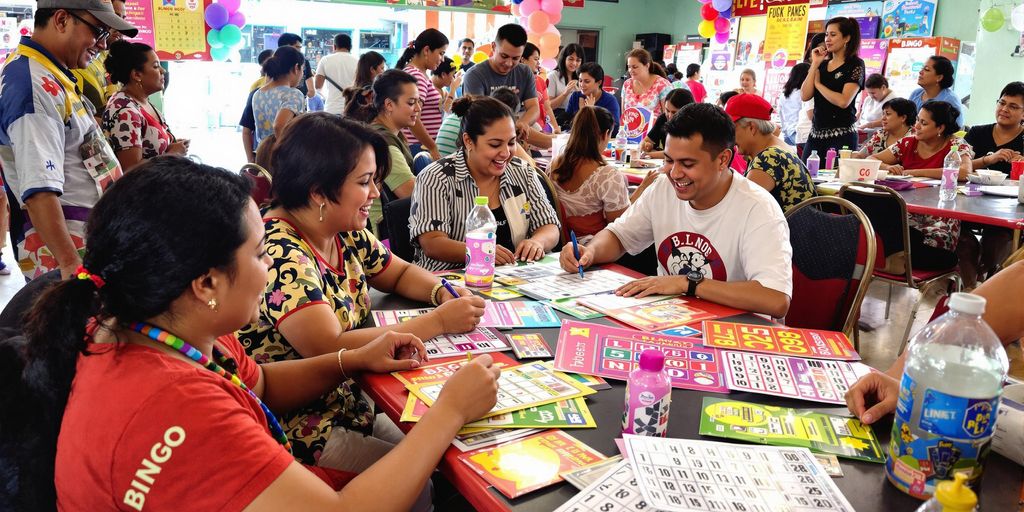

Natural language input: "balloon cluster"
[697,0,732,45]
[511,0,564,70]
[205,0,247,62]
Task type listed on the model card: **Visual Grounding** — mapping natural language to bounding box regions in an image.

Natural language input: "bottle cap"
[810,150,819,156]
[948,292,986,316]
[933,473,977,511]
[474,196,488,206]
[638,349,665,372]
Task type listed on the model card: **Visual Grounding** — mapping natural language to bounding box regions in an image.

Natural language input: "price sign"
[701,321,860,361]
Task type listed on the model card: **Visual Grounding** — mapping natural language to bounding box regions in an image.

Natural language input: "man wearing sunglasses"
[0,0,137,280]
[72,0,127,115]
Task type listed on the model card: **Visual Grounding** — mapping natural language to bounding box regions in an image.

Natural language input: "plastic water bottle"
[886,293,1008,500]
[614,124,628,162]
[825,147,837,170]
[622,349,671,437]
[940,144,960,201]
[839,145,852,159]
[913,473,977,512]
[806,150,821,178]
[464,196,497,287]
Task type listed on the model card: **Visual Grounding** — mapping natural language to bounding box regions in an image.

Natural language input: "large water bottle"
[886,293,1008,500]
[806,150,821,178]
[940,144,961,201]
[614,124,628,162]
[464,195,497,287]
[622,349,672,437]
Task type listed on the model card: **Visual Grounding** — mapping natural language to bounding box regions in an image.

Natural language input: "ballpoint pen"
[570,230,584,280]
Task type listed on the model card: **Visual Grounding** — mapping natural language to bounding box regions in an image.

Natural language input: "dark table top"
[361,291,1023,512]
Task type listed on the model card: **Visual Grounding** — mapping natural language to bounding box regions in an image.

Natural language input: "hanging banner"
[881,0,936,38]
[123,0,156,49]
[564,0,584,6]
[733,0,825,18]
[735,15,766,68]
[762,2,808,65]
[151,0,210,61]
[860,38,889,78]
[343,0,511,13]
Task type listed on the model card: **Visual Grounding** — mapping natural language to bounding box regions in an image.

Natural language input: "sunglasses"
[67,11,110,43]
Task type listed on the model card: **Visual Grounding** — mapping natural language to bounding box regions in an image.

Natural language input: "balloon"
[204,3,229,29]
[512,0,523,3]
[210,45,231,62]
[1013,4,1024,32]
[547,9,561,24]
[206,29,223,48]
[219,23,242,47]
[712,0,732,12]
[471,51,489,64]
[218,0,240,14]
[479,44,493,56]
[715,31,729,44]
[720,7,731,18]
[697,0,711,3]
[519,0,539,17]
[698,19,716,39]
[981,7,1004,32]
[511,2,520,16]
[701,3,718,21]
[714,16,730,33]
[542,58,557,69]
[227,11,245,29]
[540,0,563,14]
[452,54,462,68]
[539,32,560,59]
[528,11,550,33]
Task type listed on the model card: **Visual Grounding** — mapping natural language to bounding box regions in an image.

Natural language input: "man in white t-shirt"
[559,103,793,318]
[314,33,358,115]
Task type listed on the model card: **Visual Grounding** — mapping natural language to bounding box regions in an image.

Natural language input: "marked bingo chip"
[555,460,650,512]
[422,328,510,358]
[723,351,872,405]
[514,270,634,300]
[622,436,855,512]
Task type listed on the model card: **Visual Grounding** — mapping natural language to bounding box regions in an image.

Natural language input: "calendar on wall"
[152,0,210,61]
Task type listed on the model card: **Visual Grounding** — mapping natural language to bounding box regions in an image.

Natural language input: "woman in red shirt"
[2,156,499,511]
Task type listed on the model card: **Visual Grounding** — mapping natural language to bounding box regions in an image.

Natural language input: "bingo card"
[622,436,855,512]
[554,320,728,393]
[480,300,561,329]
[702,321,860,361]
[722,351,872,405]
[507,333,553,359]
[372,308,433,327]
[514,269,636,301]
[555,460,650,512]
[421,329,510,358]
[493,255,565,282]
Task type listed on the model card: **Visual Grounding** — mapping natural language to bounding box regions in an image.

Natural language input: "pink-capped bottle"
[622,349,672,437]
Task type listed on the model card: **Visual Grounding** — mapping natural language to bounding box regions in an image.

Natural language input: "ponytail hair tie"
[74,265,106,289]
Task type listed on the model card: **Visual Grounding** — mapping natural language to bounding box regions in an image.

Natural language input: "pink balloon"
[714,16,730,33]
[540,0,563,15]
[715,30,729,44]
[698,0,712,3]
[228,11,245,29]
[547,9,562,24]
[218,0,240,14]
[542,58,557,70]
[528,11,550,33]
[520,0,540,17]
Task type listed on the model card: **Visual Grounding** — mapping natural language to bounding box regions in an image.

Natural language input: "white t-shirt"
[606,172,793,297]
[795,99,814,144]
[315,51,358,114]
[858,90,894,128]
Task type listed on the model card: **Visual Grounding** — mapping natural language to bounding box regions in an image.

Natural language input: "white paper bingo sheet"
[555,460,650,512]
[622,436,855,512]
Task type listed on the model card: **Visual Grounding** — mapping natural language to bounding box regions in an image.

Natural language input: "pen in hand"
[440,278,459,301]
[570,230,584,280]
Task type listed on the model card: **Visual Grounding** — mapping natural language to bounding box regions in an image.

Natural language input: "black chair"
[382,197,413,262]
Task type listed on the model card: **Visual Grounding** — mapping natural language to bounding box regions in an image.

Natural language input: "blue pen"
[570,231,585,280]
[440,278,459,300]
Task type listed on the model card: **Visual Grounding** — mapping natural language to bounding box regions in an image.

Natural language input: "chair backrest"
[532,167,567,247]
[785,196,877,337]
[382,197,413,262]
[838,182,915,283]
[240,163,273,208]
[412,151,433,176]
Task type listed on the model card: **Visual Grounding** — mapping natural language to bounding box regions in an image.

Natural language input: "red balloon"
[701,3,718,21]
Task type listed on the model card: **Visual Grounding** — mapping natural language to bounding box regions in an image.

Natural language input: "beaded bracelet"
[336,348,348,380]
[429,283,444,306]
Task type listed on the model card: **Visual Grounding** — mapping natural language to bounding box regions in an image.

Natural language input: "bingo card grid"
[623,437,855,512]
[422,329,509,358]
[494,262,566,281]
[554,460,650,512]
[515,270,634,300]
[414,362,582,413]
[723,351,865,405]
[599,334,726,392]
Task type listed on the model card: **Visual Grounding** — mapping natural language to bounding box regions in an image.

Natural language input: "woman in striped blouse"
[396,28,449,161]
[410,96,561,271]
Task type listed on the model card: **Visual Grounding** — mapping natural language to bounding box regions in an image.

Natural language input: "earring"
[207,298,218,311]
[319,203,326,222]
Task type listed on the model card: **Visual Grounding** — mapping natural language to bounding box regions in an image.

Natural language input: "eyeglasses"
[996,99,1023,112]
[67,11,110,43]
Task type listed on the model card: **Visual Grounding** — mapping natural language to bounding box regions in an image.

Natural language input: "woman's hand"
[167,140,189,156]
[437,283,474,303]
[514,238,545,262]
[428,146,442,162]
[986,148,1017,165]
[810,45,827,66]
[433,354,501,423]
[887,164,906,175]
[565,79,579,92]
[844,372,900,425]
[431,295,486,334]
[640,139,655,153]
[495,245,517,266]
[350,332,428,373]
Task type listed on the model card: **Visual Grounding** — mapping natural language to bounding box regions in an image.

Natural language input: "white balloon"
[1012,4,1024,32]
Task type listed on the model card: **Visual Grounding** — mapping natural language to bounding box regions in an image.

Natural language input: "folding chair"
[532,168,567,248]
[785,196,877,347]
[838,183,962,353]
[381,197,413,262]
[240,163,273,208]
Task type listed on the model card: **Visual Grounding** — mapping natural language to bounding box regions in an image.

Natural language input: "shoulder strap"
[322,73,345,93]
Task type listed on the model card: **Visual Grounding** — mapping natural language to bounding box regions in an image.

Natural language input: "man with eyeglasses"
[72,0,126,115]
[0,0,137,280]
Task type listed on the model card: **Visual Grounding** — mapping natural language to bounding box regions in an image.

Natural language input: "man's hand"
[615,275,687,298]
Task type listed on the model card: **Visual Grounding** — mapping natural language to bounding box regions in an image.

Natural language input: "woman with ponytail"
[396,28,448,161]
[253,46,308,148]
[548,106,646,241]
[1,156,498,510]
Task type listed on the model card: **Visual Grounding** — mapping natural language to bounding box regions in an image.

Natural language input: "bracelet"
[336,348,348,380]
[429,283,444,306]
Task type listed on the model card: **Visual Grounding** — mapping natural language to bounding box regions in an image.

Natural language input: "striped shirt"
[401,66,444,145]
[409,149,561,271]
[434,113,460,157]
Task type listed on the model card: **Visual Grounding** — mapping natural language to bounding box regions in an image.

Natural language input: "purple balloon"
[227,11,245,29]
[715,30,729,44]
[712,0,731,11]
[219,0,241,14]
[720,7,731,17]
[204,3,229,30]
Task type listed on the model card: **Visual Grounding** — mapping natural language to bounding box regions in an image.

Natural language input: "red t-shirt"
[687,79,707,103]
[892,136,965,170]
[55,334,352,511]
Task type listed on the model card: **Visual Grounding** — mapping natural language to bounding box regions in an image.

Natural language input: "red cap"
[724,93,773,122]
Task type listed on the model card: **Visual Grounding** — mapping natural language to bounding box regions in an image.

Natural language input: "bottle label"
[623,383,670,437]
[919,389,998,439]
[941,167,958,190]
[464,232,495,287]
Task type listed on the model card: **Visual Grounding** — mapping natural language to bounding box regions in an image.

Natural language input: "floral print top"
[621,76,673,118]
[236,216,392,464]
[746,146,815,212]
[101,91,173,159]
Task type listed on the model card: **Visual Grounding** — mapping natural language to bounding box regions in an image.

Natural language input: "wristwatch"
[686,271,704,297]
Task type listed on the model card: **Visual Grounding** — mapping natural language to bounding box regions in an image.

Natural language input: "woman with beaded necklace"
[0,156,499,510]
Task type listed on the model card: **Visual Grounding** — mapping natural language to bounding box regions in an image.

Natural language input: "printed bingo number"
[623,437,855,512]
[555,461,649,512]
[709,323,811,356]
